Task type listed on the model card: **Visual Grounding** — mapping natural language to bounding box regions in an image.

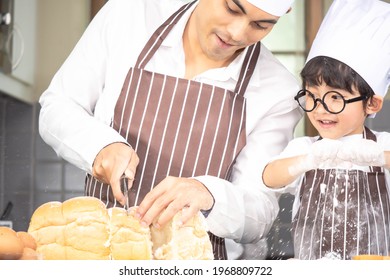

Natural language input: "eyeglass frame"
[294,89,368,114]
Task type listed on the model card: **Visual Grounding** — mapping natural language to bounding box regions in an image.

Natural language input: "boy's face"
[306,83,367,139]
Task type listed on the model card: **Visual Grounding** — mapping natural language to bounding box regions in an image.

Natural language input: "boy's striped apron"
[292,127,390,259]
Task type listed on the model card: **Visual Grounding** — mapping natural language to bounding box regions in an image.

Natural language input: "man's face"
[190,0,280,61]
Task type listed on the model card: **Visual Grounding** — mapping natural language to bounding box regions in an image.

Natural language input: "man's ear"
[366,94,383,115]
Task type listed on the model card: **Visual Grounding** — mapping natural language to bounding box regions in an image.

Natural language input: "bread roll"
[352,254,388,260]
[151,209,214,260]
[28,197,110,259]
[19,247,40,260]
[109,207,153,260]
[17,231,37,250]
[27,200,66,259]
[0,227,39,260]
[63,197,111,259]
[0,227,24,260]
[28,196,213,260]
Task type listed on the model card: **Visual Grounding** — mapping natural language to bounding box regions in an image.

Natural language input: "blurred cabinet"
[0,0,37,103]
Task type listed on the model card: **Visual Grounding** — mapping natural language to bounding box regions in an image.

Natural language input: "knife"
[121,175,130,214]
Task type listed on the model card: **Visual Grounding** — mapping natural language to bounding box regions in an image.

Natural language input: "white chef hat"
[306,0,390,99]
[246,0,294,16]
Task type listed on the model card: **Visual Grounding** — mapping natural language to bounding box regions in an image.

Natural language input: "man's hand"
[92,142,139,205]
[136,176,214,228]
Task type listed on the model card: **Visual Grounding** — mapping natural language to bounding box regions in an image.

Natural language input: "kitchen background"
[0,0,389,259]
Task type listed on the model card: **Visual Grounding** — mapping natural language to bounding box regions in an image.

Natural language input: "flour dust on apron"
[292,127,390,259]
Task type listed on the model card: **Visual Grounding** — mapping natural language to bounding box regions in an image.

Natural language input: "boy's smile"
[306,83,367,139]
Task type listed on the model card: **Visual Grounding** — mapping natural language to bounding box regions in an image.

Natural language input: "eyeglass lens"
[296,90,346,114]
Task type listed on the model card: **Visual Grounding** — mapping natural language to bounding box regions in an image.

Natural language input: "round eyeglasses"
[294,89,368,114]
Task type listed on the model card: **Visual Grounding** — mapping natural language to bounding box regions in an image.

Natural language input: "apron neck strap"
[233,42,261,96]
[363,126,382,173]
[363,126,376,141]
[135,0,196,69]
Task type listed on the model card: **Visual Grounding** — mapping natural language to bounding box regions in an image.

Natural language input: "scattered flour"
[320,183,326,194]
[320,252,342,260]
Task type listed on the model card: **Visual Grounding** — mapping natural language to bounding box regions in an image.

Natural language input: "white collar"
[161,2,256,84]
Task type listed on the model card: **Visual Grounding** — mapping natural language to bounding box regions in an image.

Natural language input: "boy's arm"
[337,139,389,168]
[263,138,343,188]
[262,155,307,188]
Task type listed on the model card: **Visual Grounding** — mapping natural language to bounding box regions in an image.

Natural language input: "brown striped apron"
[292,127,390,259]
[85,1,261,260]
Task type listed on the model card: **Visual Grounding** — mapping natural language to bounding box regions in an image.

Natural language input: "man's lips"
[216,34,234,48]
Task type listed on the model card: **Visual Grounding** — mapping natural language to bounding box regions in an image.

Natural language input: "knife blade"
[121,175,130,214]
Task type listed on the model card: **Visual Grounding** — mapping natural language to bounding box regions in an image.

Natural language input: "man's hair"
[300,56,375,105]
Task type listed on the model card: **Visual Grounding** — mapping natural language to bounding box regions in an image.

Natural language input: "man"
[39,0,302,259]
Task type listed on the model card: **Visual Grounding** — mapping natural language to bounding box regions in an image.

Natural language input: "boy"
[262,0,390,260]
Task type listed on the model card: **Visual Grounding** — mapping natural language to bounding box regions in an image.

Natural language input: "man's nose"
[227,19,247,42]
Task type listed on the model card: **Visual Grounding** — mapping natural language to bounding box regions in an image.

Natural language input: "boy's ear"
[366,94,383,115]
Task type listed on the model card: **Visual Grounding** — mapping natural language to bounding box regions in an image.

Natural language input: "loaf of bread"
[108,207,153,260]
[27,196,213,260]
[151,209,214,260]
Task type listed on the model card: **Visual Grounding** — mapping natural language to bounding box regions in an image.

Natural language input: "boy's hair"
[300,56,375,105]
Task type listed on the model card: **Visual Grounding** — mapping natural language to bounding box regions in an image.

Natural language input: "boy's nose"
[313,100,329,113]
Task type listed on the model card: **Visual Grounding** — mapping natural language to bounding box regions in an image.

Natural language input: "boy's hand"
[308,138,342,167]
[337,139,385,167]
[289,138,342,176]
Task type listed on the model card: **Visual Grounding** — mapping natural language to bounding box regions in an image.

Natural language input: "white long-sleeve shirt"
[39,0,303,244]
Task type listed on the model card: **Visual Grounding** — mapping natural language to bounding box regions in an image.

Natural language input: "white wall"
[34,0,91,101]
